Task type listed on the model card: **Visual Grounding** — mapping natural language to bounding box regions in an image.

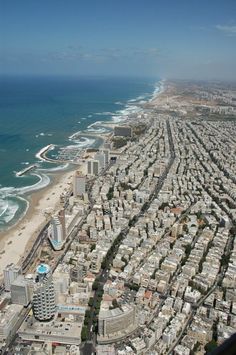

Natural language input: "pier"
[16,165,37,177]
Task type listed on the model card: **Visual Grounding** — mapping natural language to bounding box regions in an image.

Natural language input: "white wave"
[67,136,95,148]
[81,117,87,120]
[120,105,142,115]
[16,173,50,195]
[0,168,54,226]
[0,199,8,218]
[2,201,18,224]
[94,112,113,116]
[0,193,29,225]
[21,162,30,165]
[88,115,92,118]
[36,132,52,138]
[127,94,148,103]
[111,115,126,123]
[87,127,108,134]
[69,130,96,147]
[115,101,123,105]
[87,121,102,129]
[149,80,165,101]
[0,186,15,195]
[38,163,70,173]
[5,197,29,224]
[69,131,81,140]
[111,104,142,122]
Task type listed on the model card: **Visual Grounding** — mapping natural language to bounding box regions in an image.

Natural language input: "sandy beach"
[0,128,108,280]
[0,89,162,280]
[0,167,76,279]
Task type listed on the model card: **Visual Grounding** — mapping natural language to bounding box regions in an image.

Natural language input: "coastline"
[0,167,76,278]
[0,131,106,278]
[0,79,163,279]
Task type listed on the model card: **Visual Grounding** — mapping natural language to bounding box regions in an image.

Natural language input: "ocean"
[0,75,160,230]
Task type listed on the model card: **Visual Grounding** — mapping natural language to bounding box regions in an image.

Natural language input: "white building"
[10,275,31,306]
[3,263,22,292]
[73,171,86,197]
[102,149,110,165]
[48,209,66,251]
[98,304,137,342]
[94,152,106,169]
[32,264,56,322]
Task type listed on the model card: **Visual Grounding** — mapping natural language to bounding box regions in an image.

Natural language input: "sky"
[0,0,236,80]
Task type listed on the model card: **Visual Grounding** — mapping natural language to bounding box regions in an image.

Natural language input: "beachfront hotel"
[48,209,66,251]
[73,171,86,197]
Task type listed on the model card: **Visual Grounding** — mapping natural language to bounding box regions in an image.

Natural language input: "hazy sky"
[0,0,236,80]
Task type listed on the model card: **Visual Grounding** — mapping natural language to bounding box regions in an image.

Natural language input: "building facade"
[32,264,56,321]
[48,209,66,250]
[98,304,137,342]
[73,171,86,197]
[3,263,22,292]
[87,159,100,176]
[114,126,132,137]
[10,275,31,306]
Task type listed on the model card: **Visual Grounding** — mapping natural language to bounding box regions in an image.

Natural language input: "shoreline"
[0,130,107,278]
[0,167,77,278]
[0,80,164,278]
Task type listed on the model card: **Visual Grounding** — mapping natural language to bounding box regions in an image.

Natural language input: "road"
[8,121,177,354]
[81,120,176,354]
[21,222,50,272]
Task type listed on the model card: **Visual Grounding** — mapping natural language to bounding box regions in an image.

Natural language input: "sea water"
[0,75,160,230]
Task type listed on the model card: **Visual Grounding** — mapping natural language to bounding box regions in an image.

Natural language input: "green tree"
[92,281,99,291]
[204,340,217,353]
[90,244,96,252]
[81,326,88,341]
[88,298,94,307]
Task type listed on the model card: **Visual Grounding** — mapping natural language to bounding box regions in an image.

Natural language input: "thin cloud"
[215,25,236,36]
[0,46,161,66]
[46,46,161,62]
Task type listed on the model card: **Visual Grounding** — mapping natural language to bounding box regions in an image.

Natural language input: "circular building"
[32,264,56,322]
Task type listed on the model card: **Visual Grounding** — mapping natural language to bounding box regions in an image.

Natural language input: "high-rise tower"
[73,171,86,197]
[48,209,66,250]
[32,264,56,321]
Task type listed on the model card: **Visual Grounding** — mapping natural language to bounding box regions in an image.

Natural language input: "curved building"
[98,304,138,344]
[32,264,56,322]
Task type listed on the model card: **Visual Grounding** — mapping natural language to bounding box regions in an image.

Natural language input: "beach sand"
[0,91,163,280]
[0,130,107,280]
[0,168,77,279]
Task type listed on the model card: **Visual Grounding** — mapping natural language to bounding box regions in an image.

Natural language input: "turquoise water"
[0,76,159,230]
